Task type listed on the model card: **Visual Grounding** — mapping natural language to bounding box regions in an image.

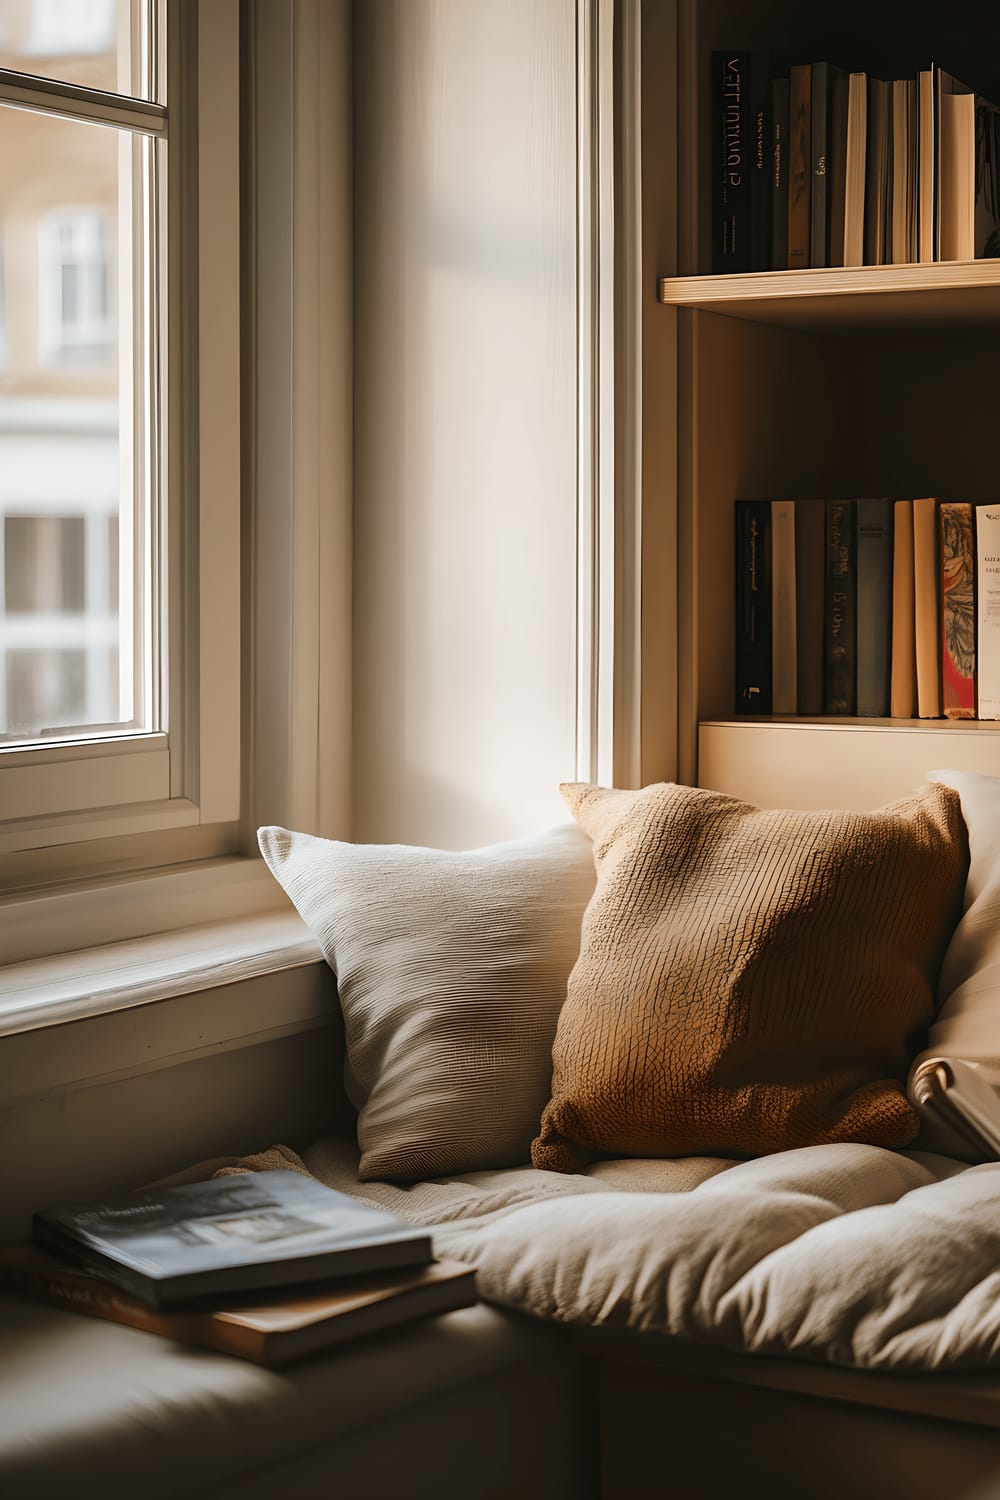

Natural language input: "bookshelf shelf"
[657,263,1000,330]
[698,719,1000,812]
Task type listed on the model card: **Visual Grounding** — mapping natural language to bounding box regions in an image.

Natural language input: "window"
[39,210,114,366]
[0,1,241,885]
[27,0,116,58]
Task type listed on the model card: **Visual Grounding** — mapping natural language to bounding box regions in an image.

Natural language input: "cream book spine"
[976,505,1000,719]
[771,500,797,714]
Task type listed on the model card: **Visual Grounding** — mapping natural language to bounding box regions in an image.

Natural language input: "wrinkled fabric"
[290,1137,999,1374]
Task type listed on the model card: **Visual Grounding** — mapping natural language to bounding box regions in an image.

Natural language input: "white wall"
[353,0,580,850]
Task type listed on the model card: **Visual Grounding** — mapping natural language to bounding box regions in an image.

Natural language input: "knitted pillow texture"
[258,822,595,1181]
[531,780,968,1173]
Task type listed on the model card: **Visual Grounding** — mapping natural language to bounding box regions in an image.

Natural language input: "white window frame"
[0,1,241,873]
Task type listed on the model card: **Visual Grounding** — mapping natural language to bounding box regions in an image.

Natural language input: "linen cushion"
[531,780,968,1172]
[258,822,595,1181]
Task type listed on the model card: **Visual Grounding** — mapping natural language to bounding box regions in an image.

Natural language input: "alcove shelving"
[651,0,1000,808]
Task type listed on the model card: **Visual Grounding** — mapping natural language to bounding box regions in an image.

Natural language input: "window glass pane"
[6,646,88,735]
[0,103,154,744]
[0,0,156,104]
[5,514,85,611]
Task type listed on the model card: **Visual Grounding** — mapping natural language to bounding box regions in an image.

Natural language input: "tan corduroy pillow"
[259,822,595,1181]
[531,781,969,1172]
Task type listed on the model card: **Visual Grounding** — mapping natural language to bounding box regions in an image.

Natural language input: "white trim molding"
[575,0,617,790]
[245,0,353,843]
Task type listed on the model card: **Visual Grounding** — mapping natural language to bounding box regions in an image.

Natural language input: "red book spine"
[940,502,976,718]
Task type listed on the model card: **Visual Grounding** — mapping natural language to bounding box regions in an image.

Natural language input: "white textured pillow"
[911,769,1000,1154]
[257,822,595,1181]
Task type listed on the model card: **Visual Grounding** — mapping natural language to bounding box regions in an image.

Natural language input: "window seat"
[0,1294,593,1500]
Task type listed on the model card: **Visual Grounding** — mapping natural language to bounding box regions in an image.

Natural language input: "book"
[826,67,850,267]
[0,1243,476,1367]
[748,53,772,270]
[770,76,790,270]
[712,52,752,273]
[787,63,811,268]
[865,77,891,265]
[975,99,1000,257]
[809,62,831,266]
[909,1058,1000,1162]
[855,498,893,717]
[940,85,976,261]
[823,499,856,714]
[843,72,868,266]
[939,501,975,718]
[913,496,942,717]
[918,68,935,261]
[890,78,918,263]
[771,500,797,713]
[890,500,917,718]
[975,504,1000,718]
[33,1170,433,1310]
[735,500,772,714]
[795,499,826,716]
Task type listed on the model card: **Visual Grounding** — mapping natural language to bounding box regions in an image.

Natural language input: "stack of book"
[1,1169,475,1366]
[735,498,1000,720]
[712,53,1000,272]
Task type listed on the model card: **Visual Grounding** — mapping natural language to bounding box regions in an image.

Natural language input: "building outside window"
[38,210,114,367]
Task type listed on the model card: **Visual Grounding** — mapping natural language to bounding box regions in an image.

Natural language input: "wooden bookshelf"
[638,1,1000,805]
[658,263,1000,330]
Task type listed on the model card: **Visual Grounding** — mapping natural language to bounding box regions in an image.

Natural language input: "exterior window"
[27,0,116,57]
[39,211,114,367]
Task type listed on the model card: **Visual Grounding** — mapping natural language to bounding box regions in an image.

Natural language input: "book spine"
[749,54,771,270]
[843,72,868,266]
[940,502,976,718]
[827,69,849,266]
[735,500,772,714]
[890,500,916,718]
[810,62,830,267]
[771,500,797,713]
[824,499,856,714]
[795,500,826,716]
[891,80,909,263]
[770,77,790,269]
[976,505,1000,718]
[975,100,1000,258]
[712,52,752,273]
[918,69,935,261]
[855,497,893,716]
[865,78,887,265]
[787,63,811,268]
[913,496,942,717]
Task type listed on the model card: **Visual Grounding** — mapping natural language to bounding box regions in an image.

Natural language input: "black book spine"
[788,63,812,268]
[712,51,752,273]
[795,499,826,716]
[771,77,790,269]
[749,54,771,270]
[855,497,893,716]
[735,501,772,714]
[824,499,857,714]
[810,62,830,266]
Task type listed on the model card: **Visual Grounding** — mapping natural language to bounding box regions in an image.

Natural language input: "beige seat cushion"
[532,780,968,1171]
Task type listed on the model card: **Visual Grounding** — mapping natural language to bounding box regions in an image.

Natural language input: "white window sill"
[0,909,331,1108]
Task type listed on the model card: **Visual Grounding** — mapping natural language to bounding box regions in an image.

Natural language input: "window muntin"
[0,0,157,103]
